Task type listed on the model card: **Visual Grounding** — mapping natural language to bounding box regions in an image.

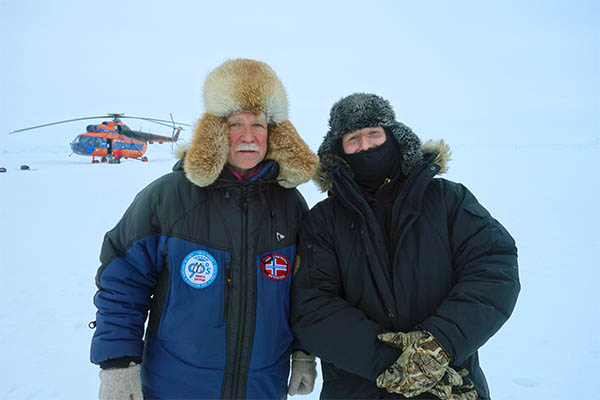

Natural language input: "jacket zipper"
[221,184,269,399]
[359,225,396,322]
[342,187,396,324]
[228,186,249,398]
[210,186,240,400]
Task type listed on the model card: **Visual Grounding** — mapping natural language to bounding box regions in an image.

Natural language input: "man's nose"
[358,135,371,152]
[239,124,254,141]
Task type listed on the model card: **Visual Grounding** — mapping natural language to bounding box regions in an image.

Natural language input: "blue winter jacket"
[91,160,308,399]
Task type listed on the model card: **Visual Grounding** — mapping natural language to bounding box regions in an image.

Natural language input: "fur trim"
[422,139,451,175]
[173,142,188,160]
[313,93,451,192]
[203,59,288,124]
[184,113,229,187]
[183,59,317,188]
[314,162,333,193]
[328,93,397,137]
[266,120,319,188]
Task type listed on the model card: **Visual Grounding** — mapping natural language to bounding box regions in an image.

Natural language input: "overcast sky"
[1,0,598,152]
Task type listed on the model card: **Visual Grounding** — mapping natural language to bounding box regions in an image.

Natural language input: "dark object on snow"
[0,167,6,173]
[20,165,30,170]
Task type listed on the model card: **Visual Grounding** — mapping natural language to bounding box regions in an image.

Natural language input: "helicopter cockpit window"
[82,136,95,145]
[72,135,82,143]
[96,138,103,147]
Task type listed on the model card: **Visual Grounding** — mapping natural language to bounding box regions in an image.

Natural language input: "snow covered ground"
[1,138,598,399]
[1,1,597,397]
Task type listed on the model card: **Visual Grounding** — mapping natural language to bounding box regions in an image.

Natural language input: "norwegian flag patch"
[260,254,290,281]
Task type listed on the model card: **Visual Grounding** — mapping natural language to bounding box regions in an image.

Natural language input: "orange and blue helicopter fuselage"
[70,127,147,159]
[69,120,176,162]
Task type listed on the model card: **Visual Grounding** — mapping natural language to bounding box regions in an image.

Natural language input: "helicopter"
[9,113,192,163]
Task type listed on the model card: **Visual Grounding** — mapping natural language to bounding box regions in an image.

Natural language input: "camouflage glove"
[288,351,317,395]
[99,362,143,400]
[428,367,478,400]
[376,330,450,397]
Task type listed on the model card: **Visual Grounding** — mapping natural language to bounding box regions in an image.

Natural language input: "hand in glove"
[99,362,143,400]
[428,367,478,400]
[288,351,317,395]
[376,330,450,397]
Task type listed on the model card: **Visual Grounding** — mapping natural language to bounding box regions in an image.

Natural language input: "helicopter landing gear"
[141,156,148,162]
[101,156,108,163]
[92,157,100,164]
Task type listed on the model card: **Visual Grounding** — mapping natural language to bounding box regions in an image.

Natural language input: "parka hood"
[182,58,318,189]
[313,93,450,192]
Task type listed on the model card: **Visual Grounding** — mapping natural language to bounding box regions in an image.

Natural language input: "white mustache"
[234,143,260,152]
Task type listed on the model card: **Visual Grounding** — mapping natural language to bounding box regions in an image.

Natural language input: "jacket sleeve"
[90,185,167,365]
[420,181,520,366]
[291,204,401,381]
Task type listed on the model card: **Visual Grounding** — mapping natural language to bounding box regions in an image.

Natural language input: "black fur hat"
[314,93,423,192]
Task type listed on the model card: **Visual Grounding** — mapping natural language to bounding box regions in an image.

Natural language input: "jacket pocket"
[155,240,231,368]
[160,240,231,333]
[250,245,296,369]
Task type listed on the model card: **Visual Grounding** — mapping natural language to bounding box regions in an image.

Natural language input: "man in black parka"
[290,93,520,399]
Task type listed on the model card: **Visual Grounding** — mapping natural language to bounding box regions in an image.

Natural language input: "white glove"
[288,351,317,395]
[99,362,143,400]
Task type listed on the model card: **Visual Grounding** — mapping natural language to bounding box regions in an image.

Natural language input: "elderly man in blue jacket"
[90,59,319,400]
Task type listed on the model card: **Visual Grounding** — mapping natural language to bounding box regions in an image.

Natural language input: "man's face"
[227,111,268,174]
[341,126,386,154]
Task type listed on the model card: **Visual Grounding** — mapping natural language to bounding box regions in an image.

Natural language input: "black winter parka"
[291,144,520,399]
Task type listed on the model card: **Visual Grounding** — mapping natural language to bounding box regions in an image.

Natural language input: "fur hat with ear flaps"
[183,58,318,188]
[314,92,450,192]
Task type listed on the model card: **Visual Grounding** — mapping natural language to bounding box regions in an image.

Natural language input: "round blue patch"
[181,250,218,289]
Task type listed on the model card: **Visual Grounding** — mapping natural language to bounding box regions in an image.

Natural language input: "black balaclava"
[340,130,402,192]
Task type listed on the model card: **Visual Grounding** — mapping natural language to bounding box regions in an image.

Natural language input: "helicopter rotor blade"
[9,113,192,134]
[119,115,192,127]
[9,115,112,134]
[133,119,176,129]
